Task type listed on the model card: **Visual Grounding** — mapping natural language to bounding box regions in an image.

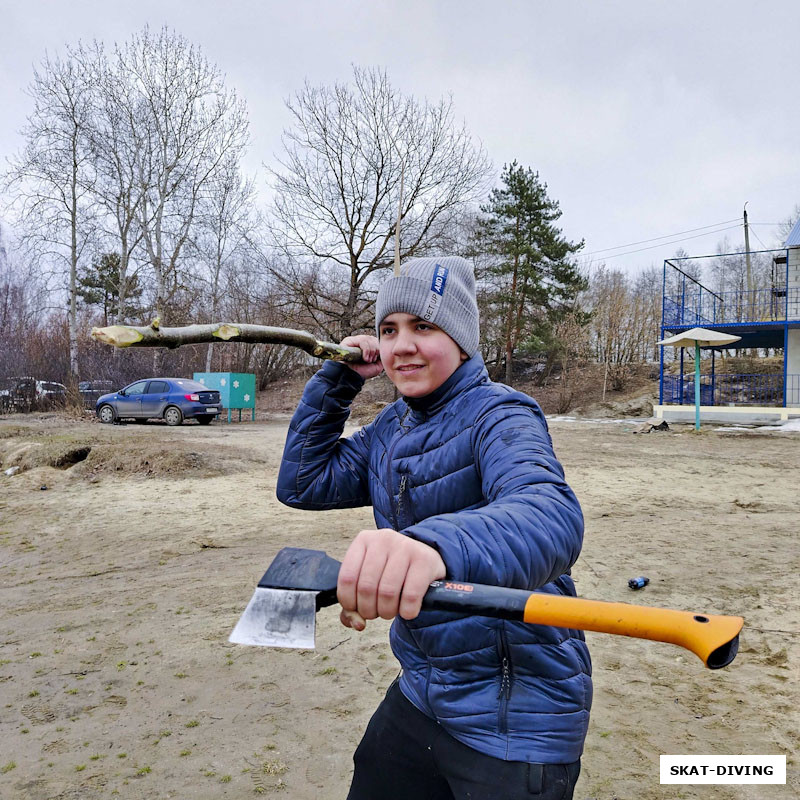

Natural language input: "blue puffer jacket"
[277,354,592,763]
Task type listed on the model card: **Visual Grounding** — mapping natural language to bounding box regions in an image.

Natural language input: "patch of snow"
[761,418,800,431]
[715,418,800,433]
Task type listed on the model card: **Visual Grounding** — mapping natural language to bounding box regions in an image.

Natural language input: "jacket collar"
[402,353,489,418]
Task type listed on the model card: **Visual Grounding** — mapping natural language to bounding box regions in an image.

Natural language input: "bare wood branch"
[91,321,362,361]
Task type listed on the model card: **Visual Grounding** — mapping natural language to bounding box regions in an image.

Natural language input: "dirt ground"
[0,406,797,800]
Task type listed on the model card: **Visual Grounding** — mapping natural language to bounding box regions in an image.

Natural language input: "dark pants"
[347,681,581,800]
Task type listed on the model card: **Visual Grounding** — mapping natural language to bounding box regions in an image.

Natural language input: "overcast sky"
[2,0,798,275]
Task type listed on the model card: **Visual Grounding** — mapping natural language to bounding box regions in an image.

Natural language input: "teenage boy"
[277,256,591,800]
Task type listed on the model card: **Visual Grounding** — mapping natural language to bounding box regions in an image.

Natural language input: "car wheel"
[98,404,116,424]
[196,415,214,425]
[164,406,184,427]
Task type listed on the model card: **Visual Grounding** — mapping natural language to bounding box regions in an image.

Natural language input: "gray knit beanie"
[375,256,480,357]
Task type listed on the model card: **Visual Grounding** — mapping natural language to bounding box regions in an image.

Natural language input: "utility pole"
[743,203,753,310]
[742,203,756,321]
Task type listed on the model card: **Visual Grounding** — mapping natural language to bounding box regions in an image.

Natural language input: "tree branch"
[90,320,362,361]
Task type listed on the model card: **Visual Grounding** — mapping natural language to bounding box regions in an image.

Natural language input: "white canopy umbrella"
[657,327,742,429]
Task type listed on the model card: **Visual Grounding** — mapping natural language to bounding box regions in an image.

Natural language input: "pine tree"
[77,252,143,325]
[477,161,586,382]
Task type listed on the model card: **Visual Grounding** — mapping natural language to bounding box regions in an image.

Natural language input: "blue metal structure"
[659,247,800,409]
[785,217,800,247]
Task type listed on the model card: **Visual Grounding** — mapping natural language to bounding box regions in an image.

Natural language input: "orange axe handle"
[422,580,743,669]
[522,593,743,669]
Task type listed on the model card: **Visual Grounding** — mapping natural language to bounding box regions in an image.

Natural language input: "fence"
[662,286,800,327]
[662,249,800,327]
[662,373,800,407]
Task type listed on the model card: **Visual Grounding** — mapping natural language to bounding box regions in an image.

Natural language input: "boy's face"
[378,312,468,398]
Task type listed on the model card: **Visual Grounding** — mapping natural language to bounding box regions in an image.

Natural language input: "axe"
[230,547,742,669]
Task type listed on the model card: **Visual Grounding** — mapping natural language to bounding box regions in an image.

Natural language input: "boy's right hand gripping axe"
[230,548,743,669]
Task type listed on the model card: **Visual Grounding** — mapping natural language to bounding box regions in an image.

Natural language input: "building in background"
[655,220,800,424]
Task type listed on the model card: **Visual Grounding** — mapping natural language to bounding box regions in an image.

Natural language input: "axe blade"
[228,587,318,649]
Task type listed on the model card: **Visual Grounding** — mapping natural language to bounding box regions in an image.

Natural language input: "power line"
[588,224,743,261]
[749,228,770,250]
[582,218,740,256]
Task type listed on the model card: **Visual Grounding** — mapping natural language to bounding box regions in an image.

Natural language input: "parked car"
[0,376,36,413]
[96,378,222,426]
[35,380,67,407]
[79,380,115,408]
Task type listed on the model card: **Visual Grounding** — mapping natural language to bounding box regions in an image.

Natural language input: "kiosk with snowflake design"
[193,372,256,422]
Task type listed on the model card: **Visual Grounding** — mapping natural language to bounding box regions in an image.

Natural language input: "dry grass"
[0,424,231,479]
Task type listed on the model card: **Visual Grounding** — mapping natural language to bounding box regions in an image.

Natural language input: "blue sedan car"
[96,378,222,426]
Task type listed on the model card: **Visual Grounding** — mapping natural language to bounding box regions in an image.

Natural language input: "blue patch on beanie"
[430,264,449,295]
[422,263,449,323]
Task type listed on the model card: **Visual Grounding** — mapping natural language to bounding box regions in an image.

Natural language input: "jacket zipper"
[397,474,409,528]
[386,437,401,529]
[498,626,513,734]
[386,408,412,530]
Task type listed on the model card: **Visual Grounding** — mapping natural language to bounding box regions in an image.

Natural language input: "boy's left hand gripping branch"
[90,321,363,362]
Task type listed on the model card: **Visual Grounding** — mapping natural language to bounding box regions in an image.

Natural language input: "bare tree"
[0,221,6,272]
[269,66,490,339]
[190,155,259,371]
[2,47,97,377]
[633,265,663,362]
[0,229,52,380]
[588,266,652,393]
[114,26,249,357]
[549,308,591,413]
[85,41,147,324]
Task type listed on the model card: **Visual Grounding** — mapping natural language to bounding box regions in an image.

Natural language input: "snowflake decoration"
[233,380,240,389]
[220,378,227,386]
[243,394,251,402]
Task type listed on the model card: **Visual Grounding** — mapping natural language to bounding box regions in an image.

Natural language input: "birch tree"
[634,265,663,362]
[589,267,645,391]
[115,27,249,339]
[85,41,147,324]
[190,155,259,371]
[2,47,97,377]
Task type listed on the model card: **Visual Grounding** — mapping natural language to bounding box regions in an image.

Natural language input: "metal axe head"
[228,548,341,649]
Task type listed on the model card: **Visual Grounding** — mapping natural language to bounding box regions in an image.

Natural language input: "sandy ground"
[0,410,797,800]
